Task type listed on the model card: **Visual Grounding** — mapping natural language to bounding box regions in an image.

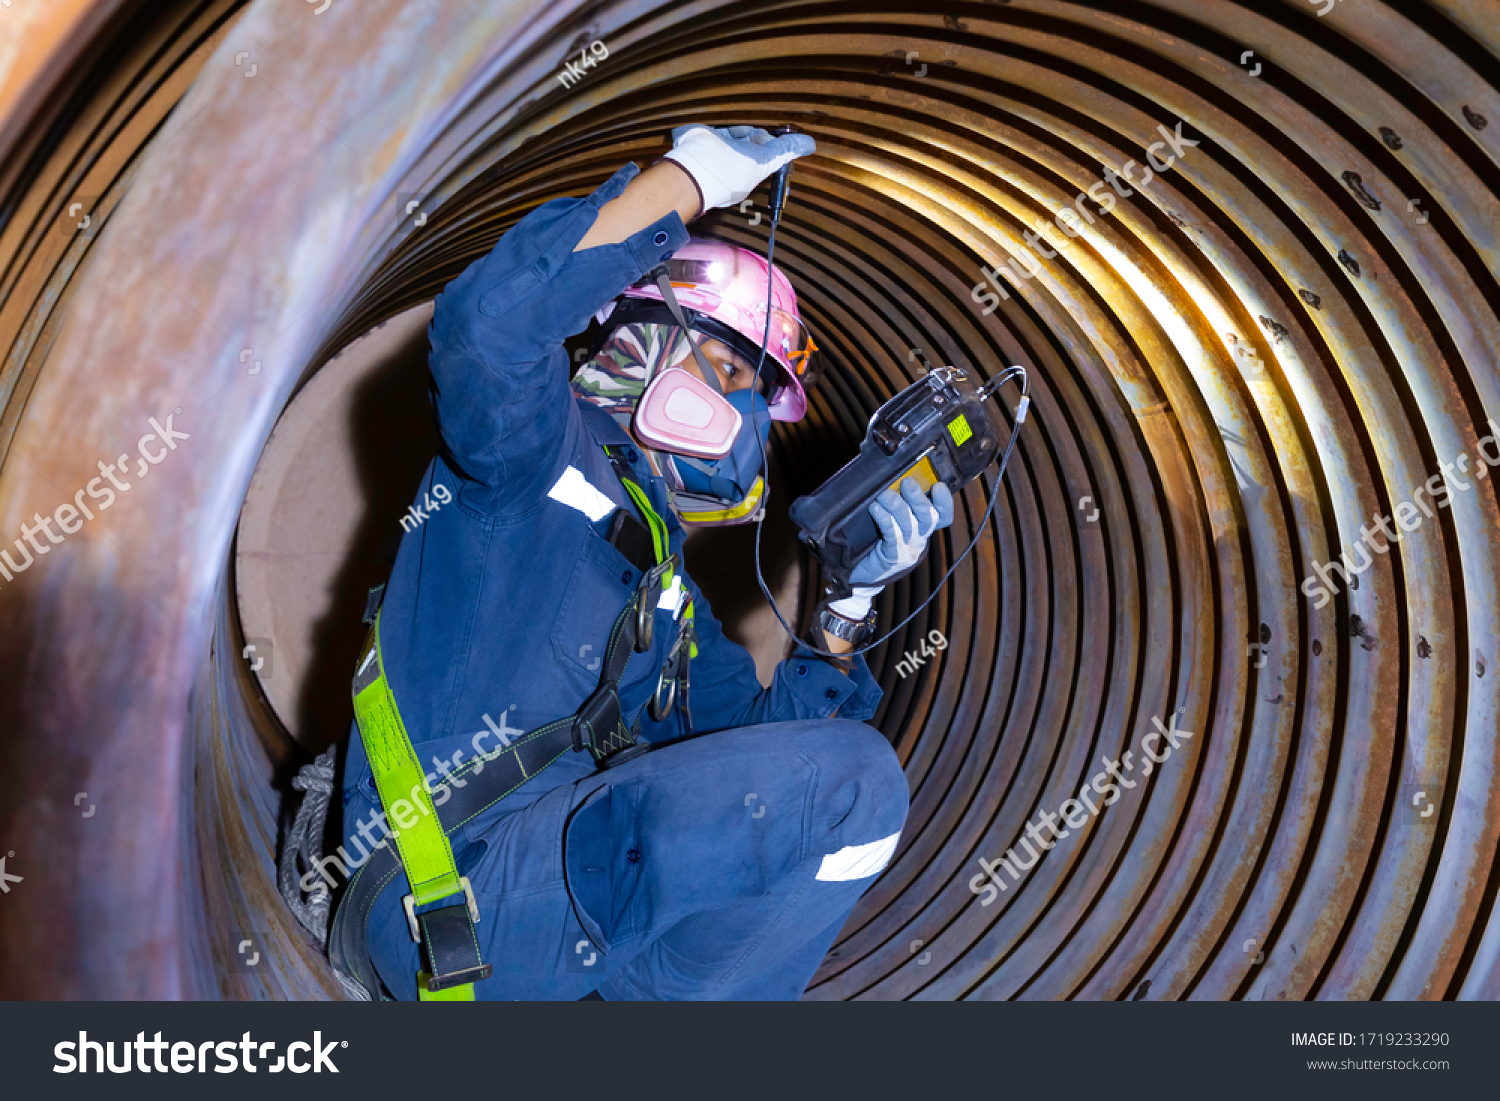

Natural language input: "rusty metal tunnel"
[2,0,1499,1000]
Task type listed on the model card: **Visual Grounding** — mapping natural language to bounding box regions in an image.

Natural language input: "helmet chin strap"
[647,264,725,394]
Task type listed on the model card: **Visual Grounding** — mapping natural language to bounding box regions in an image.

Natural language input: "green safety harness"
[328,446,697,1000]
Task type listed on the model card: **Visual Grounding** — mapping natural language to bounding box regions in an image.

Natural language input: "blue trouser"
[366,718,908,1000]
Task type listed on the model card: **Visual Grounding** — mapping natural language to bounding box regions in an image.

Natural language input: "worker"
[326,124,955,1001]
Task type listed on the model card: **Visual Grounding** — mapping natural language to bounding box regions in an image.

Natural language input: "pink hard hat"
[615,238,822,422]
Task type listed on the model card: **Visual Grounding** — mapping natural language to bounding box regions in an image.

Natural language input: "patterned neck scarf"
[570,321,696,418]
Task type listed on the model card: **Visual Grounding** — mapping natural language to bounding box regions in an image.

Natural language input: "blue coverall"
[338,162,909,1000]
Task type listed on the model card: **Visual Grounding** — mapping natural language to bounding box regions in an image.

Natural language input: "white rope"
[278,747,337,946]
[278,746,373,999]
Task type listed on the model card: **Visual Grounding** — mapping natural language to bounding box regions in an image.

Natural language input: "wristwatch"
[818,601,878,646]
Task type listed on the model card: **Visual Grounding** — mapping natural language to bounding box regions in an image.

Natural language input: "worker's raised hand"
[661,124,816,215]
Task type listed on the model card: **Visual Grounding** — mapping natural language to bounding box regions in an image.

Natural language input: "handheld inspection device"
[787,366,1021,599]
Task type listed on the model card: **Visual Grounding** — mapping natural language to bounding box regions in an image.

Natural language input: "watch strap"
[818,602,877,645]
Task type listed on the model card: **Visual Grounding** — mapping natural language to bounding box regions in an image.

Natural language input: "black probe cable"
[743,215,1030,660]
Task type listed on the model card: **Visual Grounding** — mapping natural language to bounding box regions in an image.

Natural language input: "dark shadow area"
[293,323,440,755]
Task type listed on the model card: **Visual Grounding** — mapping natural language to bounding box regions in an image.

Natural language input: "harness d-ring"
[632,554,677,654]
[649,671,678,721]
[634,587,655,652]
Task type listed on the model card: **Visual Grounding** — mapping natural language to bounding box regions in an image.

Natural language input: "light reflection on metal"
[0,0,1496,1000]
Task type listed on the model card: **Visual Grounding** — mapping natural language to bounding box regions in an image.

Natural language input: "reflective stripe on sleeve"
[547,465,618,522]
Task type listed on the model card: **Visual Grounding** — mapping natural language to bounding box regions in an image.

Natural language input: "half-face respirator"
[631,362,743,459]
[652,387,773,524]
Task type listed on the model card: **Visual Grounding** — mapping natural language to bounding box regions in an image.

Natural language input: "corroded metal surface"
[0,0,1496,1000]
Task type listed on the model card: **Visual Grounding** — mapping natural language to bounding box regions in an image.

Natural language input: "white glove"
[828,585,884,621]
[827,479,955,620]
[662,124,816,214]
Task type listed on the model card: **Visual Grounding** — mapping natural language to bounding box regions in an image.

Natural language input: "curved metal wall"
[0,0,1497,1000]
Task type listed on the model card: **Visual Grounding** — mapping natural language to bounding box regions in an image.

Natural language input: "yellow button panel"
[887,454,940,497]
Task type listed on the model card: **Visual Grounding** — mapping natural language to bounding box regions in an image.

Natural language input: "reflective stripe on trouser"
[363,717,908,1000]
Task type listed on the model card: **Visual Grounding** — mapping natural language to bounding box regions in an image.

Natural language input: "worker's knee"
[796,719,909,845]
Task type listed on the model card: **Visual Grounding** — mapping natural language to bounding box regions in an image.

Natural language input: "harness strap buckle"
[402,875,480,943]
[571,684,636,762]
[419,962,492,995]
[414,899,492,994]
